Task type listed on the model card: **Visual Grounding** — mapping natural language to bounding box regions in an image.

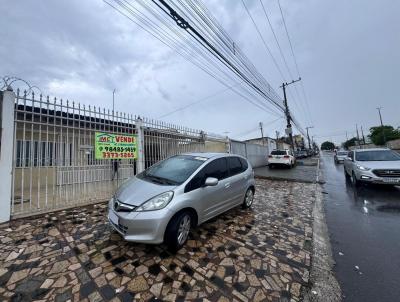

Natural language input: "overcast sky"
[1,0,399,144]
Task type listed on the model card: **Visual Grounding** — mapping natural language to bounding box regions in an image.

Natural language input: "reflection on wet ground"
[344,175,400,215]
[0,179,314,302]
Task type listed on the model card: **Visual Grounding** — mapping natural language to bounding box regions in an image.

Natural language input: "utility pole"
[275,131,280,150]
[259,122,265,145]
[112,89,116,113]
[356,124,360,146]
[376,107,386,144]
[361,126,366,145]
[305,126,314,150]
[280,78,301,153]
[345,131,348,141]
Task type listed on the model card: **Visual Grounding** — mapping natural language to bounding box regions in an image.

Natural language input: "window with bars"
[16,140,58,167]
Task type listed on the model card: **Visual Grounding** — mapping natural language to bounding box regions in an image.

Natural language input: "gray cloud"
[1,0,399,144]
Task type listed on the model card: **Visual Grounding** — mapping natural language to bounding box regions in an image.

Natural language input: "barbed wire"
[1,76,43,95]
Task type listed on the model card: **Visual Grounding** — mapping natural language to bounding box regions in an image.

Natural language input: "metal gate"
[10,90,227,218]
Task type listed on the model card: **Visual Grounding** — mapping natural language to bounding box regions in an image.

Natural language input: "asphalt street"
[321,152,400,302]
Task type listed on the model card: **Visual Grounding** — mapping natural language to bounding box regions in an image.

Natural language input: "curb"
[302,159,342,302]
[254,175,315,184]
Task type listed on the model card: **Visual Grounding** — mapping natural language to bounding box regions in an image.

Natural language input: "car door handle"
[225,183,231,188]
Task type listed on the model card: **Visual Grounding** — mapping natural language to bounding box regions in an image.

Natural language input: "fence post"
[226,136,231,153]
[0,89,15,223]
[135,117,145,173]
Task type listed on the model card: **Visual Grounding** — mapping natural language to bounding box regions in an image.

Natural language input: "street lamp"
[305,126,314,150]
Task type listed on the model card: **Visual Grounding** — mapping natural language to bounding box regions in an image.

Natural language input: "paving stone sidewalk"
[0,179,314,302]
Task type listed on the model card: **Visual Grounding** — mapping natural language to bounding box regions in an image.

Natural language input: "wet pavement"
[0,179,314,302]
[321,152,400,302]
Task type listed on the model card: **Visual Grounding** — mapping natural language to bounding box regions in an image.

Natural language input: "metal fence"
[10,90,227,218]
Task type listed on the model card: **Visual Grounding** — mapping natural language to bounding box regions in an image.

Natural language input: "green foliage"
[369,126,400,145]
[343,137,358,149]
[321,141,335,150]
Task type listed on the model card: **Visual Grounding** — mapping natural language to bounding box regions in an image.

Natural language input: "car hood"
[356,160,400,170]
[115,176,176,206]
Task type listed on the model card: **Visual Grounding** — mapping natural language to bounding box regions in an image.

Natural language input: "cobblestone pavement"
[255,158,319,184]
[0,179,314,302]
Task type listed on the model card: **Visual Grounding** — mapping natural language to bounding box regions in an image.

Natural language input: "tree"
[369,126,400,146]
[321,141,335,150]
[343,137,358,149]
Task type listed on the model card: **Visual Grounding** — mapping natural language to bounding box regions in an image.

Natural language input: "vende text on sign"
[95,132,137,159]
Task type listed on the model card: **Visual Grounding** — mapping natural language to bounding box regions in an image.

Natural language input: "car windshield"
[355,150,400,161]
[337,151,348,156]
[271,150,287,155]
[138,155,206,185]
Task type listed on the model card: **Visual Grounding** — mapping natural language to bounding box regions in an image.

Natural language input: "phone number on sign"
[102,152,134,158]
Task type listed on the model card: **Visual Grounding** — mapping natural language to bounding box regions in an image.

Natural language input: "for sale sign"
[95,132,137,159]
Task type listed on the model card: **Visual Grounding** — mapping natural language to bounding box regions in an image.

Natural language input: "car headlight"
[356,164,370,171]
[135,191,174,212]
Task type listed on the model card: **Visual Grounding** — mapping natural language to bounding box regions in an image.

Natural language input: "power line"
[240,0,286,82]
[105,0,306,135]
[277,0,313,125]
[105,0,283,118]
[157,83,239,119]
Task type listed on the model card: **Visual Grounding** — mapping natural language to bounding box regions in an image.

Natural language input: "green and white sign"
[95,132,137,159]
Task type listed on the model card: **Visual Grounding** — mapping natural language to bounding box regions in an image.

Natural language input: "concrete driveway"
[0,179,314,302]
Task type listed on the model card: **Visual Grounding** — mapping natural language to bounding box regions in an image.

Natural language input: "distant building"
[244,137,277,152]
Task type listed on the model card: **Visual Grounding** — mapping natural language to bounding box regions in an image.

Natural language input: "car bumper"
[355,171,400,185]
[268,159,292,166]
[107,200,175,244]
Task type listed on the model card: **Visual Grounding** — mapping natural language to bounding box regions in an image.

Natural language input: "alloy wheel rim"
[177,215,191,245]
[245,190,254,206]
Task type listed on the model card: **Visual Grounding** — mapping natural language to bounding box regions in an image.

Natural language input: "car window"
[184,158,228,193]
[138,155,205,185]
[239,158,248,171]
[227,157,243,176]
[355,150,400,161]
[337,151,348,156]
[271,150,286,155]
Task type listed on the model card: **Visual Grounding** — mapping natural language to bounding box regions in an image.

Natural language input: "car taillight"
[283,155,290,158]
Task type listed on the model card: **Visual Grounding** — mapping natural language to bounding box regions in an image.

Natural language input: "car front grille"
[372,169,400,178]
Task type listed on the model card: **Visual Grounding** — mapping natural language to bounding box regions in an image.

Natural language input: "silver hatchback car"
[108,153,255,251]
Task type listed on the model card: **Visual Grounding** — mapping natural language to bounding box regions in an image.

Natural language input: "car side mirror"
[204,177,218,187]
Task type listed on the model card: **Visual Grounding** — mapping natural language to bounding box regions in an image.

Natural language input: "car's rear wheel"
[165,211,191,252]
[242,188,254,209]
[269,164,274,169]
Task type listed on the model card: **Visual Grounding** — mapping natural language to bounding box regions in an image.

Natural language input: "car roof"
[183,152,243,159]
[354,148,390,152]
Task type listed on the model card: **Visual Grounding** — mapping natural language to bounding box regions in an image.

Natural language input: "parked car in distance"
[295,150,308,159]
[334,150,349,164]
[344,148,400,186]
[268,149,296,168]
[108,153,255,251]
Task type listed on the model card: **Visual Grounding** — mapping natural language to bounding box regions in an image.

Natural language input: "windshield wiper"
[145,174,178,185]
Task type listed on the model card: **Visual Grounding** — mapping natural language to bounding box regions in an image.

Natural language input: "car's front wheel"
[351,172,360,187]
[165,211,192,252]
[242,188,254,209]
